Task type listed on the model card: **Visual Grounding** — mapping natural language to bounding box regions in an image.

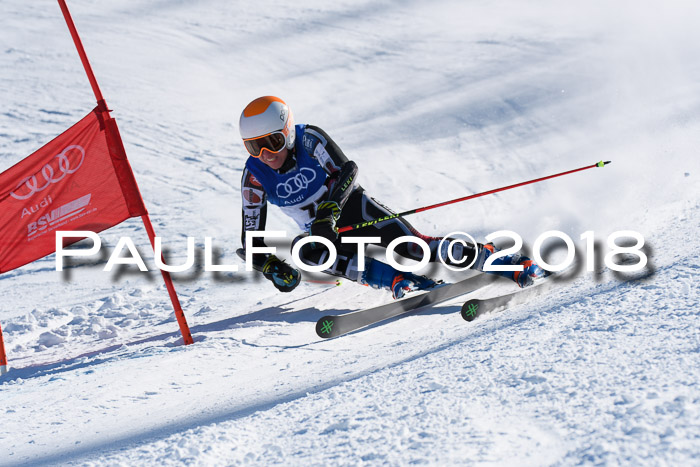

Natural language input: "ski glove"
[309,200,341,243]
[262,255,301,293]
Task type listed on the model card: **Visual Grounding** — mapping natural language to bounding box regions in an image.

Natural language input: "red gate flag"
[0,1,194,375]
[0,107,146,273]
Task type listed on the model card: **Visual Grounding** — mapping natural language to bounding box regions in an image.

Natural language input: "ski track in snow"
[1,0,700,465]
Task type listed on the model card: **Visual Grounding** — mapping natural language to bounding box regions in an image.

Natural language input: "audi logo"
[10,145,85,200]
[276,167,317,199]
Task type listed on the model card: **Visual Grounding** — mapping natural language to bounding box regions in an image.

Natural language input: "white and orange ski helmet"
[239,96,295,157]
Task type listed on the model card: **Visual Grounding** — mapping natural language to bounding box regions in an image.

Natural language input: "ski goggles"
[243,131,287,158]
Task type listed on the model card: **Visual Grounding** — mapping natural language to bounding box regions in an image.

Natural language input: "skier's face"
[259,147,288,170]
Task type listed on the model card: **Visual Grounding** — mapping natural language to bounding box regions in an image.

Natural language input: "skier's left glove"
[309,201,341,243]
[262,255,301,293]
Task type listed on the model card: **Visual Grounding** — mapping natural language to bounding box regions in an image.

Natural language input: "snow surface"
[1,0,699,465]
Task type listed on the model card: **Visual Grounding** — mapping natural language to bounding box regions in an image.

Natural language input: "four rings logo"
[10,145,86,200]
[276,167,316,199]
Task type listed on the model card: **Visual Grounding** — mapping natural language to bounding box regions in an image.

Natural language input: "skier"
[239,96,544,298]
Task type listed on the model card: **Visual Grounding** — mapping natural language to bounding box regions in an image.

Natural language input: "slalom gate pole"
[58,0,194,345]
[140,215,194,345]
[57,0,104,105]
[337,160,611,233]
[0,322,7,376]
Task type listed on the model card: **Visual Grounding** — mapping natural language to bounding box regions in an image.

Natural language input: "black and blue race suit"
[240,124,479,281]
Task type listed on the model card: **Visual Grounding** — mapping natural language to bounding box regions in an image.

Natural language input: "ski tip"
[316,316,337,338]
[597,160,612,167]
[461,299,481,322]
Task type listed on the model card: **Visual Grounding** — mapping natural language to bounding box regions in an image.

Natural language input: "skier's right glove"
[262,255,301,293]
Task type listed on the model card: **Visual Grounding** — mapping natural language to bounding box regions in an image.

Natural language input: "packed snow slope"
[1,0,699,465]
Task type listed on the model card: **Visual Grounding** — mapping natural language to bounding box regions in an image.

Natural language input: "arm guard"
[240,167,270,269]
[326,160,358,210]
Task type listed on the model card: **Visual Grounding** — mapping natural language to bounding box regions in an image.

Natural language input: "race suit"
[240,124,479,281]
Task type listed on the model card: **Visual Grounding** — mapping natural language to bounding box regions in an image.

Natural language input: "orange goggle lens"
[244,132,287,158]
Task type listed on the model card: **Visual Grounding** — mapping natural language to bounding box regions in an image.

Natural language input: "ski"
[316,274,502,338]
[460,275,562,322]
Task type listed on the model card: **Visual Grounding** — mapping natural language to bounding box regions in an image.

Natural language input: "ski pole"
[337,160,611,233]
[305,278,342,286]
